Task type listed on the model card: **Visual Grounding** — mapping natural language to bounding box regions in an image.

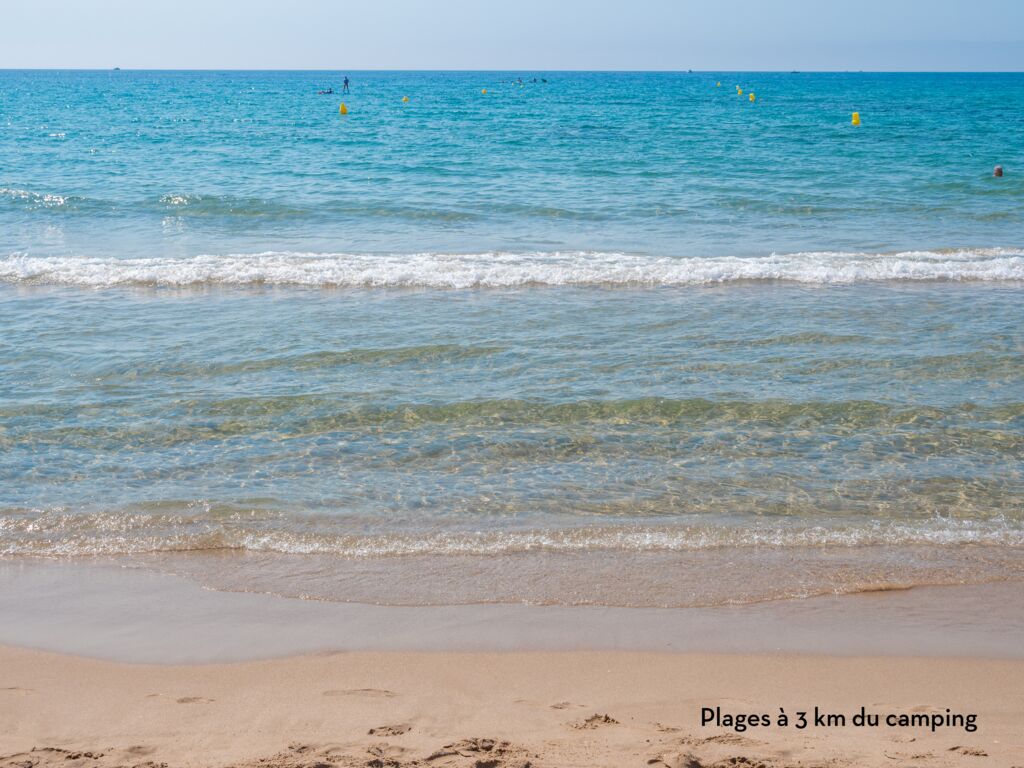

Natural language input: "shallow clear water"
[1,71,1022,606]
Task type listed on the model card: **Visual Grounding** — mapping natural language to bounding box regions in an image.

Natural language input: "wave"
[155,193,308,218]
[0,187,93,211]
[2,510,1023,557]
[2,189,484,221]
[89,344,505,380]
[6,398,1022,450]
[2,248,1023,288]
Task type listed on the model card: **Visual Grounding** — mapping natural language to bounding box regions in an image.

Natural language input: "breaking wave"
[2,248,1023,288]
[3,509,1024,557]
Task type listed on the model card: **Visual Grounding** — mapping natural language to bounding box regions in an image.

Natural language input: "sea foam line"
[1,249,1023,288]
[2,513,1023,556]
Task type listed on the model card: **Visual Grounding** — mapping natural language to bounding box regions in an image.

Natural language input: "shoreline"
[3,555,1022,766]
[110,543,1024,610]
[1,557,1023,663]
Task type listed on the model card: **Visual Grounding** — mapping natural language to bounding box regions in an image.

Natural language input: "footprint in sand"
[717,759,772,768]
[696,734,759,747]
[175,696,215,704]
[368,724,412,737]
[646,754,704,768]
[571,713,619,730]
[653,722,683,733]
[549,701,585,710]
[423,738,532,767]
[949,746,988,757]
[665,734,761,751]
[322,688,397,698]
[366,742,409,765]
[276,743,401,768]
[884,751,935,761]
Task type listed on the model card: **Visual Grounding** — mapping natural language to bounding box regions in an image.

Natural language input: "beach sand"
[2,646,1022,768]
[1,560,1023,767]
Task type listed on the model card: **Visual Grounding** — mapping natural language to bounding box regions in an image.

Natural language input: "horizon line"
[2,67,1023,74]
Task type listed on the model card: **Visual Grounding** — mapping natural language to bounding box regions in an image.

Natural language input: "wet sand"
[1,559,1023,662]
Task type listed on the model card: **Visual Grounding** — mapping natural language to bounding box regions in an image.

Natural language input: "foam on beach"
[2,248,1023,288]
[3,510,1023,557]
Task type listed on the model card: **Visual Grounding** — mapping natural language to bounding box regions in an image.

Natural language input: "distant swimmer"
[994,165,1004,177]
[343,77,350,93]
[318,88,334,95]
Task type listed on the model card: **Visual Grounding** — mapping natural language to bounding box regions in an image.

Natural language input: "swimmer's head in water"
[994,165,1004,177]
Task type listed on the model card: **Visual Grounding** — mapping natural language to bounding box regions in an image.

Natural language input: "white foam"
[1,249,1023,288]
[0,188,71,207]
[230,519,1024,557]
[2,511,1022,557]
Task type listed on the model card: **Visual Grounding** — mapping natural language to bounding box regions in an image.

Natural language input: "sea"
[1,70,1022,607]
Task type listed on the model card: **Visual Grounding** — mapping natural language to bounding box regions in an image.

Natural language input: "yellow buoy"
[851,111,861,126]
[716,81,721,87]
[749,92,755,102]
[339,102,348,115]
[402,96,409,103]
[481,88,487,94]
[737,88,743,96]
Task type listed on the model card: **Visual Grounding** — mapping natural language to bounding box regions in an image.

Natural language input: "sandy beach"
[2,645,1022,768]
[1,561,1023,767]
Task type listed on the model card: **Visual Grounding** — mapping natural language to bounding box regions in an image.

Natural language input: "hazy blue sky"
[2,0,1022,71]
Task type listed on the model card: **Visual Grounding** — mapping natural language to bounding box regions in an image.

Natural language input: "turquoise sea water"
[1,71,1022,606]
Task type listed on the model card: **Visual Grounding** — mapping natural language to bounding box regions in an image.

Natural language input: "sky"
[2,0,1022,71]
